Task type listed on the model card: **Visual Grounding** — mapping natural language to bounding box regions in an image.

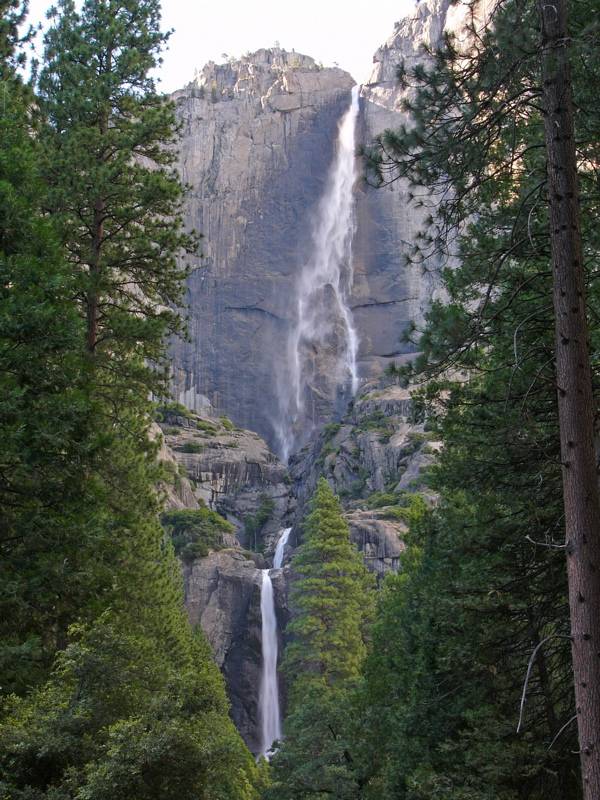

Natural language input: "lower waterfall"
[258,527,292,758]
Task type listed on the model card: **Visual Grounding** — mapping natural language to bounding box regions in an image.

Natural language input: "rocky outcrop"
[289,374,440,576]
[158,404,291,549]
[157,403,292,751]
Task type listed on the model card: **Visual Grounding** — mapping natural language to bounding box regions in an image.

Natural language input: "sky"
[25,0,416,91]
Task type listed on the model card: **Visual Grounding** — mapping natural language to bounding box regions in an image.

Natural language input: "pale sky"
[26,0,415,91]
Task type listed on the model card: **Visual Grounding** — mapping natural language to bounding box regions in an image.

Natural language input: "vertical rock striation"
[169,50,355,451]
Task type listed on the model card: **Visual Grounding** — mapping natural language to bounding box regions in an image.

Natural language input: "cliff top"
[172,47,354,106]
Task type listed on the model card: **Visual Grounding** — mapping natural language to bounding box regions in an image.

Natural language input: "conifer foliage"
[39,0,195,387]
[0,3,260,798]
[268,479,375,799]
[355,0,600,797]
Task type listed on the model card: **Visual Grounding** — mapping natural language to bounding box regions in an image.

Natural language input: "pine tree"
[364,0,600,794]
[38,0,195,403]
[0,5,262,796]
[268,479,375,799]
[0,14,96,692]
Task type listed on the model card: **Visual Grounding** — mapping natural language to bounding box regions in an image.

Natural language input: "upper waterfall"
[276,85,361,461]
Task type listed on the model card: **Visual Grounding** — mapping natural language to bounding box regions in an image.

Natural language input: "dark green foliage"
[38,0,197,399]
[365,491,401,509]
[196,418,219,434]
[0,3,260,797]
[267,480,375,799]
[177,441,204,454]
[161,507,234,561]
[0,73,95,694]
[244,494,275,551]
[322,422,341,439]
[0,1,30,77]
[156,401,195,421]
[351,0,600,796]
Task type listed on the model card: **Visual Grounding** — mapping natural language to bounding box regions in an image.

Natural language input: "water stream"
[258,527,292,758]
[276,85,361,461]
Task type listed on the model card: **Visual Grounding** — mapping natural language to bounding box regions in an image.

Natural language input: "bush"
[160,508,235,562]
[195,419,218,434]
[178,442,204,454]
[322,422,341,440]
[155,402,193,422]
[365,491,403,509]
[219,416,235,432]
[244,494,275,551]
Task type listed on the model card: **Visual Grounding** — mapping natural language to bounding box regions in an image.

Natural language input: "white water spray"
[258,527,292,758]
[273,526,292,570]
[276,86,361,460]
[259,569,281,758]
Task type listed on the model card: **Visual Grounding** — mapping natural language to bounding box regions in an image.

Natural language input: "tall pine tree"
[358,0,600,795]
[38,0,195,403]
[0,4,262,797]
[268,479,375,799]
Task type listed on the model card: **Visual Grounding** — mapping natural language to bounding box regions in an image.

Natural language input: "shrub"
[160,508,234,562]
[196,419,218,434]
[244,494,275,551]
[154,401,193,422]
[177,442,204,454]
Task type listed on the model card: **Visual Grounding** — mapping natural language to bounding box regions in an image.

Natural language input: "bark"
[86,45,111,354]
[538,1,600,796]
[87,194,104,353]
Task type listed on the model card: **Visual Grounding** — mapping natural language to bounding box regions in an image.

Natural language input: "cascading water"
[258,527,292,758]
[259,569,281,758]
[276,85,361,461]
[273,526,292,570]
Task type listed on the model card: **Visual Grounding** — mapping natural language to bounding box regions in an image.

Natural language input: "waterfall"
[259,569,281,758]
[276,85,361,461]
[273,526,292,570]
[258,527,292,758]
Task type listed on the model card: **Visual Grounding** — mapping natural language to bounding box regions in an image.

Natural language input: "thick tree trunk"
[538,1,600,796]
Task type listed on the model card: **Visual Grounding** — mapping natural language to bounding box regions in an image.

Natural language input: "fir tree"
[38,0,196,403]
[268,479,375,799]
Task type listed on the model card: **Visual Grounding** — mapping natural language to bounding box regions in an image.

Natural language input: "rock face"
[157,404,292,751]
[168,26,449,455]
[169,49,355,452]
[182,550,289,753]
[289,374,440,577]
[354,0,455,385]
[161,0,473,751]
[158,404,291,548]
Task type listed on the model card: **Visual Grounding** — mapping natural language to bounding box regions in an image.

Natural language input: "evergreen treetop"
[285,478,375,694]
[38,0,196,400]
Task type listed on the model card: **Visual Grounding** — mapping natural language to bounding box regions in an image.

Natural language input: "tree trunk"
[87,195,104,353]
[538,1,600,796]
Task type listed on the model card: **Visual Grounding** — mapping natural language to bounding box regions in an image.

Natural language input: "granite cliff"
[168,9,452,455]
[169,49,355,452]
